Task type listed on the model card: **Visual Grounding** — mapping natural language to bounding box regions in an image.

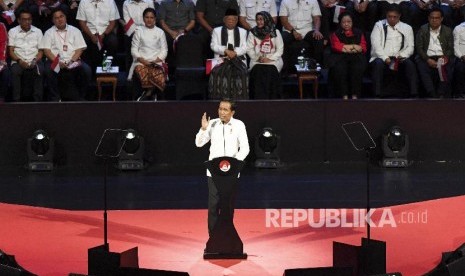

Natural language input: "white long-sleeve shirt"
[122,0,154,27]
[128,25,168,79]
[454,22,465,58]
[195,117,250,176]
[246,31,284,71]
[210,26,248,59]
[370,19,414,62]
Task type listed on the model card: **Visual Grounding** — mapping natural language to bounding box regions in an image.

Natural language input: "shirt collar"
[221,118,234,125]
[54,24,69,32]
[20,27,35,33]
[430,25,441,34]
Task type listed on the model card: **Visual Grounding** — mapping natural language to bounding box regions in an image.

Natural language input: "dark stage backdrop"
[1,100,465,167]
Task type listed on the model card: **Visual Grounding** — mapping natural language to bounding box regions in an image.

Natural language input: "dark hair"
[338,11,353,25]
[386,3,401,15]
[429,7,444,17]
[17,8,33,18]
[51,7,68,18]
[143,7,156,17]
[220,98,236,111]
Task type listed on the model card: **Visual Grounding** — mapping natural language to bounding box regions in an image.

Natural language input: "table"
[295,65,319,99]
[96,66,119,101]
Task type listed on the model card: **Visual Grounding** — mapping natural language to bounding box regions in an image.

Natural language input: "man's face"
[428,11,443,29]
[224,15,238,29]
[386,11,400,27]
[218,101,235,123]
[18,13,32,32]
[143,11,156,28]
[52,11,67,29]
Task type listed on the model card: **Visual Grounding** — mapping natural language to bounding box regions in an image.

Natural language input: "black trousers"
[10,62,44,102]
[330,53,366,98]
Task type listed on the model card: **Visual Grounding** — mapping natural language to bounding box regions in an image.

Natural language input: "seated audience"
[415,7,455,98]
[121,0,154,71]
[40,8,91,101]
[329,12,367,99]
[158,0,195,73]
[370,4,417,98]
[247,11,284,99]
[76,0,120,70]
[238,0,277,30]
[454,19,465,97]
[8,9,44,101]
[279,0,324,75]
[209,8,248,99]
[0,21,8,101]
[195,0,238,59]
[129,7,168,101]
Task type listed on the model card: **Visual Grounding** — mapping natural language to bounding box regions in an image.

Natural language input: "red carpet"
[1,196,465,276]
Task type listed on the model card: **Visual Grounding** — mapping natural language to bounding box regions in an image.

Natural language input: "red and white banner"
[437,57,448,82]
[389,58,399,71]
[205,58,223,75]
[124,18,135,37]
[2,11,15,25]
[333,5,346,23]
[51,55,60,73]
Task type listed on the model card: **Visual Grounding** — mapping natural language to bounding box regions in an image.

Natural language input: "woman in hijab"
[246,11,284,99]
[328,11,367,100]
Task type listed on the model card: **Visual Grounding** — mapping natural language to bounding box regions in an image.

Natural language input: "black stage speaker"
[283,267,352,276]
[0,250,36,276]
[88,245,138,276]
[425,243,465,276]
[0,264,22,276]
[333,238,386,276]
[118,267,189,275]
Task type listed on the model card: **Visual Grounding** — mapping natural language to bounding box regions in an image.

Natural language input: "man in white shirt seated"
[370,4,417,98]
[40,8,91,101]
[76,0,120,70]
[8,9,44,101]
[453,20,465,97]
[279,0,324,75]
[209,8,248,99]
[238,0,277,30]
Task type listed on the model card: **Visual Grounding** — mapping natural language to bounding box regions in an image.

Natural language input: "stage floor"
[1,195,464,276]
[1,161,465,211]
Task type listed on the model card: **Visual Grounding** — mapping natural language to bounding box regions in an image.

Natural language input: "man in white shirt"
[209,9,248,99]
[279,0,324,75]
[195,98,249,236]
[454,20,465,97]
[238,0,277,30]
[8,9,44,101]
[370,4,417,97]
[40,8,91,101]
[76,0,120,70]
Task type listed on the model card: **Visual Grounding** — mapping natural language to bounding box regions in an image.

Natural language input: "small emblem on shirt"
[219,160,231,172]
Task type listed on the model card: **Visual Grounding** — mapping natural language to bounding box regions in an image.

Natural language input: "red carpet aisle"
[1,196,465,276]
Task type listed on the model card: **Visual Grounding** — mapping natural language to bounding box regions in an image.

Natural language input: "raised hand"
[201,112,210,130]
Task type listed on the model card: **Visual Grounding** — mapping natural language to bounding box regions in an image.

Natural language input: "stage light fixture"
[254,127,281,168]
[117,129,145,170]
[382,126,409,168]
[27,129,54,171]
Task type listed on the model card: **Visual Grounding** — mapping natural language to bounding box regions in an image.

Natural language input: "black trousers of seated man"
[371,57,418,98]
[10,62,44,102]
[282,30,324,75]
[44,60,92,101]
